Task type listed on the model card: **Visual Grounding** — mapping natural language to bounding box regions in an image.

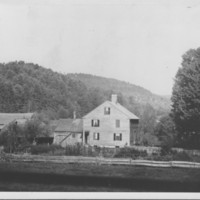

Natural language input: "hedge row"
[4,143,195,162]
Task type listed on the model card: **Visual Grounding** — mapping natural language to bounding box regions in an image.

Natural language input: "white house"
[82,94,139,147]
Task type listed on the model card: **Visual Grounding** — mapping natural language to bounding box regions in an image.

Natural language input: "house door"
[85,131,89,144]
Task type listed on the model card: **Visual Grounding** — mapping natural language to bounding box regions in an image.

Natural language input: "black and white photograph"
[0,0,200,198]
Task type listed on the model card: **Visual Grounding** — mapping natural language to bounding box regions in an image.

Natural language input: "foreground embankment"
[1,155,200,191]
[0,169,200,192]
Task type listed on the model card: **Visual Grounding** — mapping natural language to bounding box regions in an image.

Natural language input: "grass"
[0,161,200,191]
[0,181,133,192]
[0,161,200,182]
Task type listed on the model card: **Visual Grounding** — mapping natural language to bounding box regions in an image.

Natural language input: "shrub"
[53,148,66,156]
[149,149,193,161]
[114,147,147,159]
[160,145,172,156]
[14,144,32,154]
[65,143,97,157]
[150,154,173,161]
[101,147,116,157]
[65,144,116,157]
[172,151,192,161]
[30,144,63,155]
[65,143,84,156]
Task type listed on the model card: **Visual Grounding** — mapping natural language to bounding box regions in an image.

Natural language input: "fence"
[131,145,200,156]
[4,154,200,169]
[130,145,160,155]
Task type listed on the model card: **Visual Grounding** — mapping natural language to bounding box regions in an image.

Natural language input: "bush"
[30,144,63,155]
[148,149,193,161]
[101,147,116,157]
[160,145,172,156]
[65,143,83,156]
[52,148,66,156]
[65,144,117,157]
[172,151,192,161]
[149,154,173,161]
[114,147,147,159]
[14,144,32,154]
[65,143,97,157]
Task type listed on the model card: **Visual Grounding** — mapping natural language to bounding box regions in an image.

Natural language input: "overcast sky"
[0,0,200,95]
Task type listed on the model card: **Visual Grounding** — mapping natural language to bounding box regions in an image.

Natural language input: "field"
[0,161,200,192]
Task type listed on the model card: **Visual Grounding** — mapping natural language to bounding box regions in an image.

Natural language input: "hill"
[0,61,106,118]
[67,73,171,112]
[0,61,171,146]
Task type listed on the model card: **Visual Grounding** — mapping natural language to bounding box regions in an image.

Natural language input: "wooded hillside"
[67,73,171,111]
[0,61,109,118]
[0,61,171,145]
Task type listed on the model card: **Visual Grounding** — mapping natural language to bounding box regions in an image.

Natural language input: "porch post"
[82,130,85,145]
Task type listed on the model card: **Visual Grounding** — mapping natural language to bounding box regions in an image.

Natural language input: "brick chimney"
[111,94,118,104]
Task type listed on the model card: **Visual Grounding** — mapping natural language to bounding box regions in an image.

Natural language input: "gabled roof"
[0,113,34,126]
[83,101,139,120]
[109,101,139,120]
[83,101,139,119]
[54,118,83,133]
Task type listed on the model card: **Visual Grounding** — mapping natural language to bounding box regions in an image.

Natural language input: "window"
[104,107,110,115]
[116,119,120,128]
[114,133,122,141]
[92,119,100,127]
[93,132,100,140]
[72,133,76,138]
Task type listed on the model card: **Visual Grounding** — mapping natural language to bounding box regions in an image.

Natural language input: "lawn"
[0,161,200,181]
[0,161,200,191]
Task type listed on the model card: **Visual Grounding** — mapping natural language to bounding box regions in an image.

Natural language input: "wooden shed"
[53,118,83,147]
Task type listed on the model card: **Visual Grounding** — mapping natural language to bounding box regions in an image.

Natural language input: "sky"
[0,0,200,95]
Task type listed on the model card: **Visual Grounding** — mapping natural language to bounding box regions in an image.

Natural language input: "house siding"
[83,102,131,147]
[54,132,82,147]
[52,118,83,147]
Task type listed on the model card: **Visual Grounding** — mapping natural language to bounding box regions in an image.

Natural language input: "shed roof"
[0,113,34,125]
[54,118,83,133]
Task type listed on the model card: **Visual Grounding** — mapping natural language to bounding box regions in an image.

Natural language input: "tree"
[57,106,70,119]
[0,112,52,153]
[24,114,52,143]
[171,47,200,149]
[0,122,25,153]
[155,115,176,148]
[136,104,159,146]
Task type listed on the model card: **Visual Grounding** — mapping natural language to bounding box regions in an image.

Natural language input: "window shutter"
[104,107,110,115]
[120,133,122,141]
[98,133,100,140]
[91,120,93,127]
[114,133,116,141]
[116,120,120,128]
